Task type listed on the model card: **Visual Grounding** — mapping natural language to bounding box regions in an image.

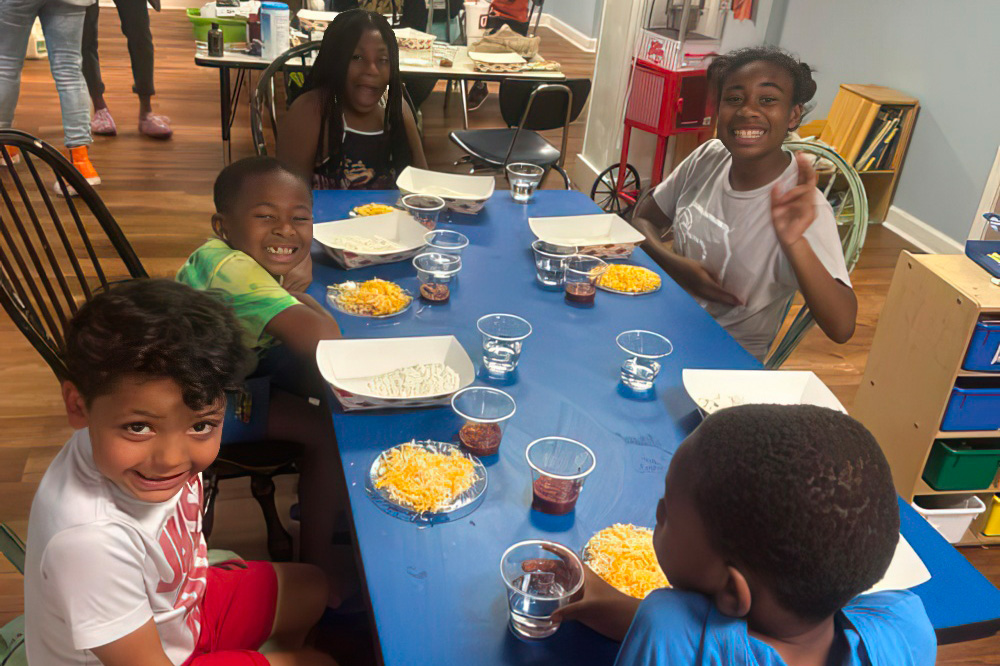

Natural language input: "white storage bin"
[911,495,986,544]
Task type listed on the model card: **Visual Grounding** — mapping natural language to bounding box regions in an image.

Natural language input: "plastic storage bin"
[983,495,1000,537]
[187,9,247,45]
[922,439,1000,490]
[940,378,1000,431]
[963,318,1000,372]
[911,495,986,544]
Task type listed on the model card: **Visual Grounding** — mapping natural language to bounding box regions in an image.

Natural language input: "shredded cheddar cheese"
[353,203,397,216]
[330,279,412,316]
[598,264,661,293]
[584,524,669,598]
[374,443,477,513]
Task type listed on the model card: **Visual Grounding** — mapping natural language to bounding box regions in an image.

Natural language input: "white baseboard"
[883,205,964,255]
[539,14,597,53]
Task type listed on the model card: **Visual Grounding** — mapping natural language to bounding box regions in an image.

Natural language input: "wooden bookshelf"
[818,84,919,222]
[852,252,1000,548]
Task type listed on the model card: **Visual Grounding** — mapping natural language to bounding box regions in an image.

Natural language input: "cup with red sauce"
[563,255,608,306]
[451,386,516,456]
[525,437,596,515]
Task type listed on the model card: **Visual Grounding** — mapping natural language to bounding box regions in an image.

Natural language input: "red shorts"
[183,561,278,666]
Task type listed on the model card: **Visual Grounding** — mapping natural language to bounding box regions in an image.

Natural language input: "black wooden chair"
[0,129,298,561]
[449,78,591,188]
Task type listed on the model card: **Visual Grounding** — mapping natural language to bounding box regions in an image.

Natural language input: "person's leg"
[81,2,117,136]
[113,0,171,137]
[0,0,41,132]
[267,563,327,649]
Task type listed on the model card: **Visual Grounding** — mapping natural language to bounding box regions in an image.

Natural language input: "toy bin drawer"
[912,495,986,544]
[962,318,1000,372]
[941,379,1000,431]
[922,439,1000,490]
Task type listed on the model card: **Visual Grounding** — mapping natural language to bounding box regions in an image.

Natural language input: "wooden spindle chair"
[0,130,298,562]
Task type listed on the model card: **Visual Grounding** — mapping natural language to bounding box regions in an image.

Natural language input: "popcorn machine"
[590,0,727,214]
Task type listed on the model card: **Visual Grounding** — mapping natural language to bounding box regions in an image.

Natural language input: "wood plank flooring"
[1,10,997,662]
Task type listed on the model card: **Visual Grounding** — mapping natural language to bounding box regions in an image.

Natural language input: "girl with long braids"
[279,9,427,190]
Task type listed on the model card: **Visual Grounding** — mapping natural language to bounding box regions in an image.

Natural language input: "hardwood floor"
[1,10,997,662]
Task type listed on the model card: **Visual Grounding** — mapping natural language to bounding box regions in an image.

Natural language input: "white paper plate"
[596,264,662,295]
[366,440,488,522]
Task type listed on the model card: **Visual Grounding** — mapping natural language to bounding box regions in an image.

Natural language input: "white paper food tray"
[313,211,429,269]
[681,369,847,415]
[316,335,475,411]
[396,166,495,214]
[864,535,931,594]
[528,213,645,259]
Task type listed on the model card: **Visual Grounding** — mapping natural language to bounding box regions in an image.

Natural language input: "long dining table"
[304,188,1000,664]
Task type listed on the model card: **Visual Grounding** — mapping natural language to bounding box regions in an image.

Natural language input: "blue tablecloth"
[307,190,1000,662]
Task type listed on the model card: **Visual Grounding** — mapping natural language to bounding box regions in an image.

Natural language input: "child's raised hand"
[551,564,641,642]
[770,152,819,250]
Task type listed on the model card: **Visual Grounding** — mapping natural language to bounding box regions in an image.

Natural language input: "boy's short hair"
[64,279,251,409]
[213,156,308,214]
[686,404,898,620]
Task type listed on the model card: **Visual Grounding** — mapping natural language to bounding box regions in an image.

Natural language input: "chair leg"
[250,473,294,562]
[444,80,452,110]
[554,165,572,190]
[202,466,220,539]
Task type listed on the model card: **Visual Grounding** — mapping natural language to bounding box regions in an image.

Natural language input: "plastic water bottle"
[260,1,290,60]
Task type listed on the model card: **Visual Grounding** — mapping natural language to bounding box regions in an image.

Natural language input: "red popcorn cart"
[591,0,727,215]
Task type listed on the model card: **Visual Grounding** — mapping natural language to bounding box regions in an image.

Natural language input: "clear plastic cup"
[616,330,673,391]
[500,540,584,640]
[564,255,608,306]
[506,163,545,203]
[531,240,577,288]
[424,229,469,257]
[413,252,461,303]
[525,437,596,515]
[402,194,446,230]
[476,313,532,377]
[451,386,516,456]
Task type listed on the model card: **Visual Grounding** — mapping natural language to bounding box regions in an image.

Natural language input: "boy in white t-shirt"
[630,47,857,360]
[24,279,336,666]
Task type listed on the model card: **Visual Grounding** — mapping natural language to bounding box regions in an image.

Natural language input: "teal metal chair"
[0,524,26,666]
[764,140,869,369]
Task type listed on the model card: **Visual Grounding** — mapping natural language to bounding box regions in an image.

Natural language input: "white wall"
[777,0,1000,242]
[543,0,604,39]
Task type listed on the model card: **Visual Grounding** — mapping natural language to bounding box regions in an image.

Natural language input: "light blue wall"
[543,0,604,39]
[776,0,1000,241]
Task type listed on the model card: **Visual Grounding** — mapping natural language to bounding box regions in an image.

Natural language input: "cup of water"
[525,437,596,515]
[451,386,516,456]
[402,194,446,230]
[500,540,584,640]
[616,330,673,392]
[424,229,469,257]
[531,240,577,289]
[506,163,545,203]
[413,252,461,303]
[476,313,532,377]
[564,255,608,306]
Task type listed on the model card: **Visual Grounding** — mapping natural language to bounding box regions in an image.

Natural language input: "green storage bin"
[922,439,1000,491]
[186,9,247,45]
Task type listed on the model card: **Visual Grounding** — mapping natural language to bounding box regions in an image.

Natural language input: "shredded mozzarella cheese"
[366,363,459,397]
[374,443,477,512]
[584,524,669,598]
[325,235,404,253]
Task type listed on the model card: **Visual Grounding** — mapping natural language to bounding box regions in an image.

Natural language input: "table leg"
[219,67,232,164]
[460,78,469,130]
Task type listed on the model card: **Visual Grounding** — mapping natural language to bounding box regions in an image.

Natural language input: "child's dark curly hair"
[683,404,898,621]
[707,46,818,107]
[64,279,252,409]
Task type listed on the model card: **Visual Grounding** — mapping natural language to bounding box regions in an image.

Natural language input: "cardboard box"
[316,335,475,411]
[681,369,847,415]
[313,210,429,270]
[397,166,495,214]
[528,213,645,259]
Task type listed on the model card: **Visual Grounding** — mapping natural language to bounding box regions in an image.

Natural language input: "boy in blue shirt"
[556,405,936,665]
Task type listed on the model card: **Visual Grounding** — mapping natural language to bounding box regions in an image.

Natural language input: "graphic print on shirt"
[674,201,734,283]
[156,476,208,637]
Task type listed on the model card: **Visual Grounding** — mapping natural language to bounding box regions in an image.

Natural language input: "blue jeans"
[0,0,92,147]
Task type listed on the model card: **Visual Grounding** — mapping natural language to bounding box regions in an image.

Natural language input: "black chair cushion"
[450,129,561,167]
